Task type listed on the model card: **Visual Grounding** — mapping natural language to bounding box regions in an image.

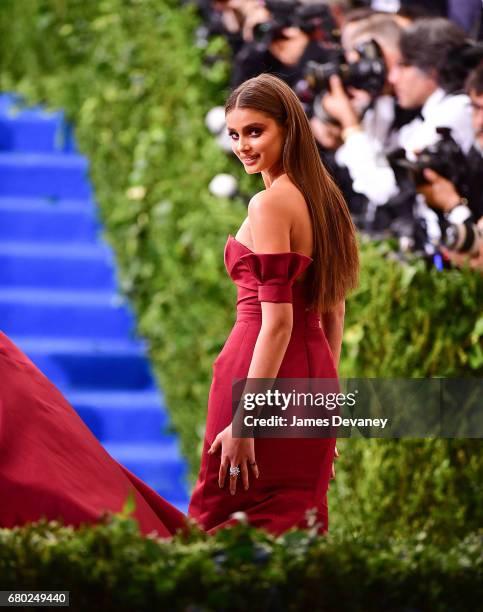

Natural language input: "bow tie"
[412,107,424,121]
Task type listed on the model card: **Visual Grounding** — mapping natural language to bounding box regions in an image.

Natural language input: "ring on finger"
[229,465,240,478]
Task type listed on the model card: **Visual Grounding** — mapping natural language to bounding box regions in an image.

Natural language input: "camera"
[442,220,483,256]
[300,39,386,98]
[395,127,470,195]
[252,0,338,52]
[252,0,293,50]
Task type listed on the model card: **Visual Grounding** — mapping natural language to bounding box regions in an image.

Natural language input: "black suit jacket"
[466,145,483,221]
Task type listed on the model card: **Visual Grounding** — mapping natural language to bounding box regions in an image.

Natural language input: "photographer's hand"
[269,27,309,66]
[347,86,372,115]
[322,75,360,131]
[419,168,461,213]
[310,116,343,150]
[241,5,270,43]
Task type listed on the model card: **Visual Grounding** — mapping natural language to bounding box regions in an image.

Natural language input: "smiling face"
[225,107,286,177]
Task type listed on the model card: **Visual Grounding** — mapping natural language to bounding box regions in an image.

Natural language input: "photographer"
[418,62,483,225]
[388,18,474,158]
[230,0,340,90]
[320,18,474,216]
[421,63,483,272]
[319,13,409,207]
[210,0,267,55]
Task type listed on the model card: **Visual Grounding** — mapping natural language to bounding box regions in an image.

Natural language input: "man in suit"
[419,62,483,225]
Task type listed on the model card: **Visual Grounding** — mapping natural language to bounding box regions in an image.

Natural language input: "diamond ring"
[229,465,240,478]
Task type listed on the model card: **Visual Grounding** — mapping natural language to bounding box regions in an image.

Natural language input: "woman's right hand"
[208,424,259,495]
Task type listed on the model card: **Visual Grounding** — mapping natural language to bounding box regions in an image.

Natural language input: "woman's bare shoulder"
[249,180,305,216]
[248,188,291,229]
[246,177,314,254]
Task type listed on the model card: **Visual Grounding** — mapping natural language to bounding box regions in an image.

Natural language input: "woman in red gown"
[188,74,358,536]
[0,74,358,538]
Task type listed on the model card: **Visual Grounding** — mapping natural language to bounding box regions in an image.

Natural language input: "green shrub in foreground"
[0,514,481,612]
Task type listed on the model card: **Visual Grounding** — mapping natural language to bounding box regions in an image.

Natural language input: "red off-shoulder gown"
[188,235,337,536]
[0,234,337,537]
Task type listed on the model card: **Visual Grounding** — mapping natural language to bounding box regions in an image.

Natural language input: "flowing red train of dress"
[0,234,336,538]
[0,331,185,537]
[188,235,337,536]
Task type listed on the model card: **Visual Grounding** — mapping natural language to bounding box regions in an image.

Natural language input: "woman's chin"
[243,161,265,174]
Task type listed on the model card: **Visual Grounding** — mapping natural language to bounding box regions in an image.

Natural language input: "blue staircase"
[0,93,190,512]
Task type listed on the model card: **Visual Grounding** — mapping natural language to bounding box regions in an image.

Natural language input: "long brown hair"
[224,73,359,314]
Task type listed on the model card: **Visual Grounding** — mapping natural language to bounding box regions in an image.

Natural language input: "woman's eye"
[228,129,262,139]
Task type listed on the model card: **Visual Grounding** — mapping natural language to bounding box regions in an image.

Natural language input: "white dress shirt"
[335,95,399,206]
[399,88,473,160]
[335,88,474,208]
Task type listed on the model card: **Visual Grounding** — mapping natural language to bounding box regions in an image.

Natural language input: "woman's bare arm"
[323,299,345,476]
[321,299,345,371]
[245,189,295,378]
[208,187,295,493]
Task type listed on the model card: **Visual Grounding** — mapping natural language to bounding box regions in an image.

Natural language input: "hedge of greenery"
[341,238,482,379]
[333,240,483,540]
[1,514,482,611]
[1,0,482,551]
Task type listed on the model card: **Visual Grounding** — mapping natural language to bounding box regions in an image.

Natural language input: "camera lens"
[443,221,481,255]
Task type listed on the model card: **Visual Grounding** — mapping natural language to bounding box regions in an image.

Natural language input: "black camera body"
[252,0,293,50]
[252,0,338,52]
[383,128,475,263]
[395,127,470,196]
[302,39,386,98]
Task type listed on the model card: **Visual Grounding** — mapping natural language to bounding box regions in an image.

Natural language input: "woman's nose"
[237,138,250,153]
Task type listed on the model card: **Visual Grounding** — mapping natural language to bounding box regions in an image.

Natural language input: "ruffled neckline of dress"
[227,234,314,262]
[225,234,314,300]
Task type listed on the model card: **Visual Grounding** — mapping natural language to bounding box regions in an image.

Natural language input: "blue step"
[0,94,76,153]
[0,94,48,117]
[0,197,99,243]
[66,389,170,443]
[167,499,190,514]
[0,153,91,198]
[0,289,134,338]
[0,92,189,508]
[0,195,96,211]
[104,442,189,499]
[0,94,19,114]
[0,110,73,153]
[0,243,116,289]
[10,337,155,389]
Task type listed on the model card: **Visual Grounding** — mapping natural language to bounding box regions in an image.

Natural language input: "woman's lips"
[241,154,260,166]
